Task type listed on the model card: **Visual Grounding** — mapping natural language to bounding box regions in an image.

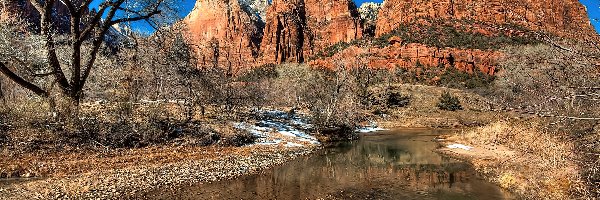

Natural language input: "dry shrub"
[458,121,587,199]
[494,43,600,198]
[216,126,256,147]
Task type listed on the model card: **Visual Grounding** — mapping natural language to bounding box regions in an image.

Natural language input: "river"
[148,129,512,199]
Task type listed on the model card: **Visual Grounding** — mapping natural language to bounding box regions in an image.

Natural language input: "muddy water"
[154,129,512,200]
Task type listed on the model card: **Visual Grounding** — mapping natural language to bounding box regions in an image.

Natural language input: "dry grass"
[371,83,504,128]
[452,121,589,199]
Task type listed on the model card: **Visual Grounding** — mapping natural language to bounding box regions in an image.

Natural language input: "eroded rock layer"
[310,43,500,76]
[375,0,595,38]
[260,0,363,64]
[184,0,264,70]
[260,0,308,64]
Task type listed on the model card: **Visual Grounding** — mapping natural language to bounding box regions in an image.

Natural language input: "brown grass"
[450,121,588,199]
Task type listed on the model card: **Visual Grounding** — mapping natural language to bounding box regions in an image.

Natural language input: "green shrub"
[374,18,539,50]
[386,91,410,108]
[437,92,463,111]
[440,68,495,89]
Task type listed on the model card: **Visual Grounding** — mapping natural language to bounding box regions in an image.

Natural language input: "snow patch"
[356,127,388,133]
[447,144,474,151]
[355,121,387,133]
[234,109,320,147]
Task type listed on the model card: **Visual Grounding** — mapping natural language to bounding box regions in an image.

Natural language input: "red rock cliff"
[260,0,308,63]
[1,0,77,33]
[304,0,363,53]
[260,0,363,64]
[184,0,264,70]
[376,0,595,38]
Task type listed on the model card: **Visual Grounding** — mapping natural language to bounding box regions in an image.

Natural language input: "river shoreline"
[0,117,470,199]
[0,144,319,199]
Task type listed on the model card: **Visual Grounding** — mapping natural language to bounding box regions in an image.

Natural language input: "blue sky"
[93,0,599,35]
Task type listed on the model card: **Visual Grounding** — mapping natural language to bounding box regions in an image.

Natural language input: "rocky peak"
[358,2,381,23]
[184,0,265,69]
[375,0,595,38]
[239,0,270,23]
[1,0,77,33]
[260,0,363,64]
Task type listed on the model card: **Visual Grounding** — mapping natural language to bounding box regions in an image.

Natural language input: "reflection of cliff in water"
[148,130,511,200]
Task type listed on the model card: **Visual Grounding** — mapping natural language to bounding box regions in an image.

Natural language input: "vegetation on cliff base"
[311,18,541,60]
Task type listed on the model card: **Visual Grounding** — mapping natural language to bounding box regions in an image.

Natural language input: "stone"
[183,0,265,70]
[260,0,363,64]
[375,0,596,39]
[309,43,501,75]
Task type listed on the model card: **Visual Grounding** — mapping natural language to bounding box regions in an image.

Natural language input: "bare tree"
[0,0,179,114]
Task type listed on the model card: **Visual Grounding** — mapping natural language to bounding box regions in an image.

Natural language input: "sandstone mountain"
[182,0,595,71]
[375,0,595,38]
[1,0,75,33]
[259,0,363,64]
[183,0,265,70]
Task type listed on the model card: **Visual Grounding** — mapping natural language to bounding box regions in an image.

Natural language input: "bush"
[440,68,495,89]
[220,130,256,147]
[238,63,279,82]
[437,91,463,111]
[386,91,410,108]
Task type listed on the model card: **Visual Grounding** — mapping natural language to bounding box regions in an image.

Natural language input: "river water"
[152,129,512,199]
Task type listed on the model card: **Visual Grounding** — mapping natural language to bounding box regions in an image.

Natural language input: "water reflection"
[150,129,511,200]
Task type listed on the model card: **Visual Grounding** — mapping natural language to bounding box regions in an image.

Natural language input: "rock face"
[259,0,308,63]
[304,0,363,52]
[310,43,501,75]
[184,0,265,69]
[260,0,363,64]
[1,0,74,33]
[375,0,595,38]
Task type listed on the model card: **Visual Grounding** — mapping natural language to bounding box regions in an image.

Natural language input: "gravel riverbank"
[0,145,318,199]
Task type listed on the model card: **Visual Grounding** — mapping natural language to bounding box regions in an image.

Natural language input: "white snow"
[355,121,387,133]
[356,127,388,133]
[447,144,474,151]
[284,142,304,148]
[233,109,320,147]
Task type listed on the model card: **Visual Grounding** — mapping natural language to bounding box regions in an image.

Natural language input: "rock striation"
[260,0,363,64]
[184,0,265,70]
[375,0,595,38]
[310,42,500,76]
[259,0,308,63]
[181,0,595,73]
[304,0,363,53]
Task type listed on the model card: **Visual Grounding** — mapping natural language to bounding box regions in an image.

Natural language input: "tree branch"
[109,10,162,25]
[0,62,48,97]
[28,0,44,14]
[78,3,111,42]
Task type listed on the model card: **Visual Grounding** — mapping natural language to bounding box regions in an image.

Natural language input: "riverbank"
[0,108,327,199]
[436,121,592,199]
[0,144,318,199]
